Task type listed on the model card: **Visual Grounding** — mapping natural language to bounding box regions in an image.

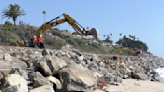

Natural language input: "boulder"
[9,68,29,80]
[70,55,81,64]
[0,54,3,59]
[28,72,37,81]
[131,72,146,80]
[11,58,27,70]
[92,54,101,64]
[0,60,12,79]
[32,51,43,61]
[87,61,99,72]
[16,51,27,59]
[100,68,109,75]
[1,84,28,92]
[47,76,62,89]
[42,49,50,56]
[60,53,71,63]
[3,53,12,61]
[114,76,122,83]
[101,73,114,82]
[75,51,82,56]
[33,72,53,88]
[59,64,97,91]
[0,74,28,90]
[35,55,67,76]
[56,50,66,58]
[29,85,55,92]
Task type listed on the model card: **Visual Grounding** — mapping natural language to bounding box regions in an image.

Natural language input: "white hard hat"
[34,35,36,38]
[40,35,42,37]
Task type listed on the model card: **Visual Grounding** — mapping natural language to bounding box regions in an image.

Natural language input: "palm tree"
[131,36,135,40]
[129,35,133,39]
[86,27,89,30]
[110,33,112,39]
[119,33,122,47]
[107,35,109,39]
[123,35,126,38]
[133,36,136,40]
[2,4,26,26]
[43,10,46,22]
[103,35,105,37]
[120,33,122,39]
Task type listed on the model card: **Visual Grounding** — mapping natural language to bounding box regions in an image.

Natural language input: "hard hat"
[40,35,42,37]
[34,35,36,38]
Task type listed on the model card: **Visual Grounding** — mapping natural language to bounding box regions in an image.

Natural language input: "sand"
[109,79,164,92]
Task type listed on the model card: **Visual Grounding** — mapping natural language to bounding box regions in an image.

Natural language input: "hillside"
[0,22,150,56]
[0,24,114,54]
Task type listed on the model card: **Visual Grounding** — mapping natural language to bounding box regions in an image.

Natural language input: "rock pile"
[0,46,163,92]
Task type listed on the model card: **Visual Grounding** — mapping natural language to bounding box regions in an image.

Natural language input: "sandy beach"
[109,79,164,92]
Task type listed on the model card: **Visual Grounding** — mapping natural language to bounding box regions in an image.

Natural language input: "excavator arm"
[36,18,66,39]
[36,13,99,39]
[18,13,99,47]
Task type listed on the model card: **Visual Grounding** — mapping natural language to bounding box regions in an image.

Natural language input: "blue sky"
[1,0,164,58]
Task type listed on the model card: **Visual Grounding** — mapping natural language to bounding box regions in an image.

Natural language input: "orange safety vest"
[39,37,44,43]
[33,38,37,43]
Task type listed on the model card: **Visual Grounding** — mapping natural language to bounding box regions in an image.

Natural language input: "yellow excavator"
[113,48,141,56]
[18,13,99,47]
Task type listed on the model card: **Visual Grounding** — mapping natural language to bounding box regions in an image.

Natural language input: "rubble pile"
[0,46,163,92]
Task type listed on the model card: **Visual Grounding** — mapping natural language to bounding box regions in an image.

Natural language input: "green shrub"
[3,26,14,32]
[1,35,19,46]
[65,38,78,46]
[91,42,100,49]
[74,38,85,44]
[5,21,13,26]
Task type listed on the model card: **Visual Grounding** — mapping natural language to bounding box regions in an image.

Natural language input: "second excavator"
[18,13,99,47]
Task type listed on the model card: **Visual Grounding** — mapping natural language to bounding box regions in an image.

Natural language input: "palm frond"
[2,4,26,26]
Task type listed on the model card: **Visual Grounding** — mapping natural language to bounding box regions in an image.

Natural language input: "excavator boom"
[36,18,66,39]
[18,13,99,47]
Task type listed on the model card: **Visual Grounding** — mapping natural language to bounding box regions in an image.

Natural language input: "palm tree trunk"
[44,14,46,22]
[13,17,17,26]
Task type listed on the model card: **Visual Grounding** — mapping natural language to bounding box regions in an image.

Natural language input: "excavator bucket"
[18,42,26,47]
[90,28,99,40]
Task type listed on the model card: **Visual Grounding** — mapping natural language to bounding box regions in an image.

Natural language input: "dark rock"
[33,72,53,88]
[42,49,50,56]
[131,72,146,80]
[100,73,114,82]
[9,68,29,80]
[114,76,122,83]
[75,51,82,56]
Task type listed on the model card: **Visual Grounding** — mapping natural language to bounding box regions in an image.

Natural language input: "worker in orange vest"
[38,35,44,49]
[33,35,37,48]
[119,51,122,55]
